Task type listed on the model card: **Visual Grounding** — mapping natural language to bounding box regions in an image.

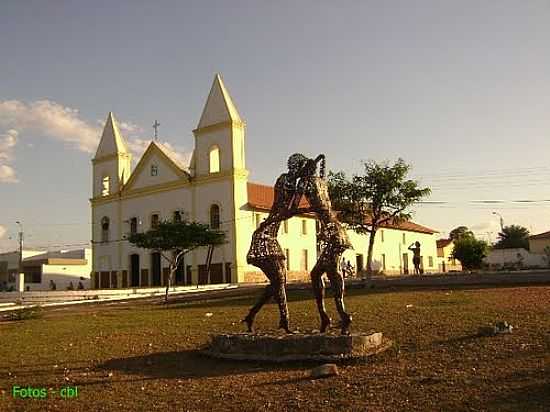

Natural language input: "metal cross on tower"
[152,120,160,140]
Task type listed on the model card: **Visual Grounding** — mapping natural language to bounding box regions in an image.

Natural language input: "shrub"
[452,237,488,270]
[7,306,43,321]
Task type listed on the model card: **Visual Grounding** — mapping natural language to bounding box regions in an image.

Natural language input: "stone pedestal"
[204,332,390,362]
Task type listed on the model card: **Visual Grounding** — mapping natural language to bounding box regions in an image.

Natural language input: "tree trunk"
[366,227,377,279]
[164,265,176,304]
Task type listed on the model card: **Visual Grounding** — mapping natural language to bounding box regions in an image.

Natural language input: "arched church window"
[102,176,110,196]
[101,217,110,242]
[151,164,158,176]
[210,204,220,229]
[209,145,220,173]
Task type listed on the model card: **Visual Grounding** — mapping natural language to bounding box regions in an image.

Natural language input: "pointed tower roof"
[94,112,129,159]
[196,74,242,130]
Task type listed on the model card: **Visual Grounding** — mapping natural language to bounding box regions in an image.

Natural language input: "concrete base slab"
[204,332,391,362]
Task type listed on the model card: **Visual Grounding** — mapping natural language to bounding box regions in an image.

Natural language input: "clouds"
[0,129,19,183]
[0,99,192,183]
[0,100,101,153]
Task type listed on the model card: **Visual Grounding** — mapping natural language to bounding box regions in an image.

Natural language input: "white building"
[90,74,439,288]
[0,248,91,291]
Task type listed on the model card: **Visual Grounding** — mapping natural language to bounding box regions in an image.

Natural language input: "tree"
[449,226,474,241]
[328,158,431,275]
[451,236,488,270]
[494,225,530,250]
[128,220,225,302]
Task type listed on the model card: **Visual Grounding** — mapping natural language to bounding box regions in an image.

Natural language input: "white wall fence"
[0,283,235,305]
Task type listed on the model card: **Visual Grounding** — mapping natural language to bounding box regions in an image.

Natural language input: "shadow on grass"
[484,369,550,410]
[97,349,310,380]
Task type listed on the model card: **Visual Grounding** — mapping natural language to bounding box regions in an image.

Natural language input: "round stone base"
[204,332,391,362]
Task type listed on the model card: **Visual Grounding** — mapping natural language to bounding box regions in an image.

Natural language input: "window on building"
[301,249,308,271]
[402,233,406,244]
[209,145,220,173]
[173,210,182,223]
[283,220,288,234]
[255,213,262,229]
[130,217,138,235]
[101,217,110,242]
[381,230,384,242]
[382,254,386,271]
[301,219,307,235]
[101,176,110,196]
[285,249,290,270]
[151,164,158,176]
[428,256,434,267]
[210,204,220,229]
[151,214,159,229]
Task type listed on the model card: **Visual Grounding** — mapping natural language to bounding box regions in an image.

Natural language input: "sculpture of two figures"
[244,153,352,335]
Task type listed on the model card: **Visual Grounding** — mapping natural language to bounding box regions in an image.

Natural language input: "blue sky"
[2,1,550,251]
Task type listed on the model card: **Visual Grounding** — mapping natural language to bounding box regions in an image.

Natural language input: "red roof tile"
[436,238,453,248]
[247,182,438,234]
[529,230,550,240]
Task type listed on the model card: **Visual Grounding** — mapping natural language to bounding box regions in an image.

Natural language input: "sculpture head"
[299,154,326,178]
[287,153,308,176]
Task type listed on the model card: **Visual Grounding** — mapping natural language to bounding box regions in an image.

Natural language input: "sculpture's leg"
[327,259,352,335]
[310,259,331,333]
[272,258,291,333]
[243,283,274,332]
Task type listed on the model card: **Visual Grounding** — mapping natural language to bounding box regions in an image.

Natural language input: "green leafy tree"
[128,220,225,302]
[494,225,530,250]
[328,158,431,275]
[451,236,488,270]
[449,226,474,241]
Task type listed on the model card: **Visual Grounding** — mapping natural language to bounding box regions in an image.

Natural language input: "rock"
[479,321,513,336]
[495,321,513,334]
[310,363,339,379]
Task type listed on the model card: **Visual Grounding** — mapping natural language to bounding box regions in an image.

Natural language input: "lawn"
[1,286,549,411]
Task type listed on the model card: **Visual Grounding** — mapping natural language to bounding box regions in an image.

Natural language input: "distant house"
[436,239,462,272]
[528,230,550,255]
[0,249,91,291]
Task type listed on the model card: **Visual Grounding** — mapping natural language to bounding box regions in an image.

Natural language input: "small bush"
[7,306,43,321]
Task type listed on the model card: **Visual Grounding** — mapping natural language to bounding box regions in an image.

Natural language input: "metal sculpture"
[243,153,352,335]
[243,154,309,333]
[297,154,353,335]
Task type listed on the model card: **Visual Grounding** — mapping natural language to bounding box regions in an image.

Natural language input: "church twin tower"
[90,74,252,287]
[92,73,247,197]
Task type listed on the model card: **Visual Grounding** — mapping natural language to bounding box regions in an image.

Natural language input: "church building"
[90,74,439,289]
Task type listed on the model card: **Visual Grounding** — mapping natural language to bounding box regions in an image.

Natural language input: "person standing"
[408,241,422,275]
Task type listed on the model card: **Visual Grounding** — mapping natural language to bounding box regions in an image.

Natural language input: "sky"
[2,0,550,251]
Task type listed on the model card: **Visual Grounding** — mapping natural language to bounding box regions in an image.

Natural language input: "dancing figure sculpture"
[243,153,309,333]
[298,154,353,335]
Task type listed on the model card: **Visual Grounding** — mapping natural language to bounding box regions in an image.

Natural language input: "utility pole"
[16,221,24,292]
[492,212,504,232]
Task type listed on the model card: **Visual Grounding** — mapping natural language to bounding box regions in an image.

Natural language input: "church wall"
[189,177,235,281]
[92,201,120,273]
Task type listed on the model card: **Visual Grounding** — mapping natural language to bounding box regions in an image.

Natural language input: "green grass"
[1,286,549,411]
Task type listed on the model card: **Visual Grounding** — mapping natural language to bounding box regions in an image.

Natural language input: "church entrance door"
[130,254,140,287]
[151,253,161,286]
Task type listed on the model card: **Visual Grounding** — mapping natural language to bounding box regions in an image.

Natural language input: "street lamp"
[492,212,504,232]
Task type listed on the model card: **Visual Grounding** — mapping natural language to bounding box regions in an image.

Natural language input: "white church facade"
[90,74,439,289]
